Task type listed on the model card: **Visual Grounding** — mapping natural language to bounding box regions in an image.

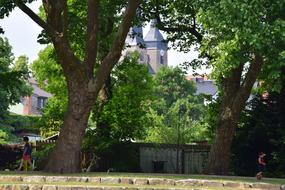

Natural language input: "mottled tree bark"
[206,55,263,175]
[44,78,93,173]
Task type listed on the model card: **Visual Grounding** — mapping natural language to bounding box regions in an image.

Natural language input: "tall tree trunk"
[205,96,241,174]
[44,78,94,173]
[206,55,263,175]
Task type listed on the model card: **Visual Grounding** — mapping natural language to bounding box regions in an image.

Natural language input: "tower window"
[160,55,164,64]
[160,50,165,65]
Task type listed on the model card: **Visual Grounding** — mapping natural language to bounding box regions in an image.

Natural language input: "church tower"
[124,26,152,72]
[124,19,168,74]
[144,19,168,73]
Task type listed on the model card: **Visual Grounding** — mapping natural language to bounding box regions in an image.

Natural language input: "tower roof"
[125,26,145,47]
[144,19,167,50]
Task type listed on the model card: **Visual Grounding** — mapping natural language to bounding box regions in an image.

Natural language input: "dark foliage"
[0,145,22,170]
[231,81,285,177]
[94,142,140,172]
[0,114,40,143]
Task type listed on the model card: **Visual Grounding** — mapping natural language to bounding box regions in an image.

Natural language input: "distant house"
[186,75,218,97]
[9,78,52,116]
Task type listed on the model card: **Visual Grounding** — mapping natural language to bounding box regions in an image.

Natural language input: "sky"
[1,1,198,69]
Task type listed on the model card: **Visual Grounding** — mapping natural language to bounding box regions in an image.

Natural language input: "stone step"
[0,184,266,190]
[0,175,284,190]
[0,184,191,190]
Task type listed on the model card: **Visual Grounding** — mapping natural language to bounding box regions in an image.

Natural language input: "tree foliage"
[198,0,285,82]
[232,92,285,177]
[31,46,66,137]
[32,50,154,147]
[141,0,204,52]
[80,52,153,153]
[0,36,32,117]
[1,0,142,173]
[144,67,208,144]
[141,0,285,174]
[0,114,40,144]
[93,52,154,142]
[196,0,285,174]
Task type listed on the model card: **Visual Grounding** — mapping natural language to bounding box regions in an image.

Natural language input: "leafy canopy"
[0,36,32,117]
[145,67,209,144]
[198,0,285,85]
[31,45,67,137]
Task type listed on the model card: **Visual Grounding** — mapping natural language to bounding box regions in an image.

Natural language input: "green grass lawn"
[0,171,284,185]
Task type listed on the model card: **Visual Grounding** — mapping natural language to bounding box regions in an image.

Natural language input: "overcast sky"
[1,1,198,69]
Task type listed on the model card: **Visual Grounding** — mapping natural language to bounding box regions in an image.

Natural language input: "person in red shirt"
[256,152,266,180]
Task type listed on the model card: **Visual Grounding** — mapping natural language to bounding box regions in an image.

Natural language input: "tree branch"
[62,0,68,37]
[153,1,203,43]
[84,0,100,79]
[90,0,142,94]
[191,5,197,29]
[16,0,80,74]
[157,22,203,43]
[42,0,81,74]
[235,54,263,106]
[15,0,56,38]
[42,0,66,34]
[224,63,243,93]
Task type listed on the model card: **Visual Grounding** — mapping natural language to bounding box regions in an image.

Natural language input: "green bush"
[4,114,40,131]
[32,144,55,170]
[0,114,40,143]
[231,93,285,177]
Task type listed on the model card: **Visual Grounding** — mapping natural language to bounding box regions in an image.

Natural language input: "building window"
[37,97,47,109]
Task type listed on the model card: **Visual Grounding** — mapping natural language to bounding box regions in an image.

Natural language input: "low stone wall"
[0,184,189,190]
[0,175,284,190]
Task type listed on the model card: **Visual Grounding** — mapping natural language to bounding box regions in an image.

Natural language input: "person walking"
[256,152,266,180]
[18,136,33,171]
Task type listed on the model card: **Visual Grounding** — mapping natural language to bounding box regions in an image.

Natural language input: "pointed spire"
[125,25,145,47]
[144,19,167,50]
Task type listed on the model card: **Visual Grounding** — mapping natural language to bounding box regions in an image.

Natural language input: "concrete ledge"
[0,185,212,190]
[100,178,120,184]
[133,179,149,185]
[0,186,183,190]
[22,176,45,183]
[148,179,175,186]
[223,181,243,188]
[201,180,223,188]
[0,176,22,182]
[175,179,202,186]
[251,183,280,190]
